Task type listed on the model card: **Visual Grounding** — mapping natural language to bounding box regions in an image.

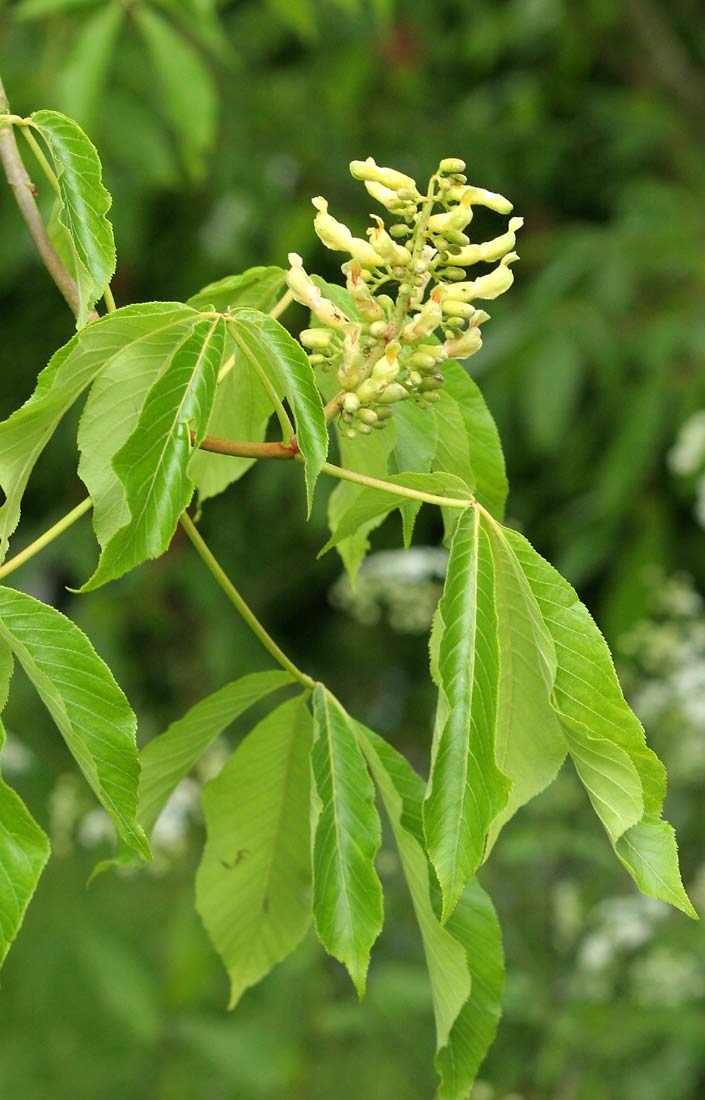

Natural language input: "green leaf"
[138,669,293,835]
[0,774,50,969]
[188,268,288,504]
[81,316,225,590]
[357,727,471,1048]
[76,303,204,553]
[436,879,505,1100]
[358,726,504,1095]
[311,686,383,996]
[482,517,567,852]
[616,818,698,919]
[391,400,439,545]
[187,266,287,314]
[0,302,192,563]
[13,0,99,18]
[436,361,508,521]
[424,507,511,921]
[196,695,314,1007]
[230,309,328,514]
[0,587,149,860]
[31,110,115,328]
[134,5,217,180]
[55,2,125,131]
[509,531,694,913]
[328,424,397,585]
[319,471,471,557]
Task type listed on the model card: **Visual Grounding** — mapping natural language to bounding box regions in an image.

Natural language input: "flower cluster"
[287,156,522,437]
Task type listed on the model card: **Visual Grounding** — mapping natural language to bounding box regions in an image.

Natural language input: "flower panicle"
[285,157,522,438]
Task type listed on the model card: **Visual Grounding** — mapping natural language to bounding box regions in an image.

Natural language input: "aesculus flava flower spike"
[287,157,523,438]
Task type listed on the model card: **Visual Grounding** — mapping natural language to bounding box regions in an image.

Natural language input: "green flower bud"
[405,351,438,371]
[350,157,419,196]
[438,157,467,175]
[369,320,388,339]
[389,224,413,238]
[419,372,445,391]
[434,266,468,282]
[442,217,523,267]
[355,378,380,404]
[342,393,361,414]
[357,408,379,425]
[376,382,410,404]
[300,328,335,349]
[308,353,326,365]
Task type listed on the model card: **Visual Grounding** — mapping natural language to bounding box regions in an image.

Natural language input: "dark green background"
[0,2,704,1097]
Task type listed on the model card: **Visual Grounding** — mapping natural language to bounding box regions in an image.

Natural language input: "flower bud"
[419,373,445,391]
[350,157,419,196]
[300,328,335,350]
[405,351,438,371]
[357,408,379,425]
[442,218,523,267]
[286,253,321,308]
[376,382,410,404]
[342,393,361,414]
[438,157,466,175]
[343,261,386,322]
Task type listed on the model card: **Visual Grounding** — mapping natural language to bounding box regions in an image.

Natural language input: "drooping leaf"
[133,5,218,180]
[0,302,193,563]
[31,109,115,328]
[481,516,567,852]
[138,669,293,835]
[0,587,149,860]
[187,266,287,314]
[357,726,471,1048]
[424,507,511,921]
[197,695,314,1007]
[229,309,328,514]
[436,361,508,521]
[319,471,471,557]
[81,316,225,590]
[310,686,383,996]
[55,2,125,131]
[0,770,50,969]
[615,818,697,919]
[437,879,505,1100]
[508,530,695,914]
[76,303,205,552]
[358,725,504,1096]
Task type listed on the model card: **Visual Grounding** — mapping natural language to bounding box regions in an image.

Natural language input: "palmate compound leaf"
[311,685,383,997]
[228,309,328,515]
[0,587,149,861]
[0,302,194,564]
[423,506,512,921]
[357,725,504,1099]
[138,669,294,836]
[81,315,226,591]
[0,638,50,969]
[196,695,313,1008]
[30,109,116,328]
[319,471,472,558]
[187,267,289,504]
[505,527,697,918]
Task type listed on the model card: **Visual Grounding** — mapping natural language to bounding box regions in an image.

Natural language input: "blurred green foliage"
[1,1,704,1097]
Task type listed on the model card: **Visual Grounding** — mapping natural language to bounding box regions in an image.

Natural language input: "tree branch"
[0,75,89,322]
